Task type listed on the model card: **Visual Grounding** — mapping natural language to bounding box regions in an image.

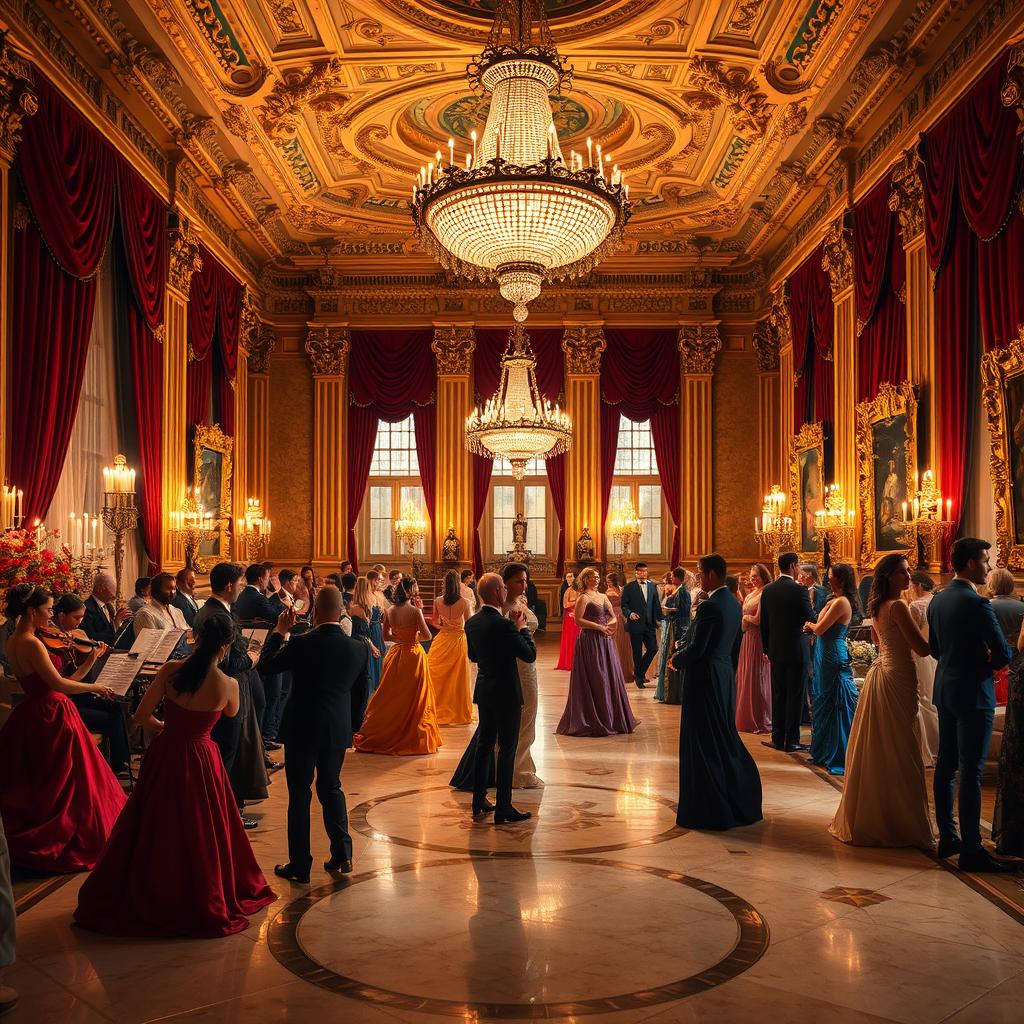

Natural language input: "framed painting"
[789,422,826,560]
[192,423,233,573]
[982,324,1024,569]
[857,381,917,568]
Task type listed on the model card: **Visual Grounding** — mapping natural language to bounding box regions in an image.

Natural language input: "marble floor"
[7,632,1024,1023]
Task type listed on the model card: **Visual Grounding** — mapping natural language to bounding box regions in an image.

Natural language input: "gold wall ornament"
[1002,38,1024,135]
[432,326,475,376]
[562,325,606,375]
[305,325,351,376]
[981,323,1024,569]
[168,217,202,295]
[752,318,779,372]
[678,324,722,375]
[789,421,826,562]
[768,282,791,347]
[0,31,37,163]
[249,324,276,374]
[821,216,854,297]
[888,144,925,246]
[856,380,918,569]
[687,56,772,139]
[257,59,349,143]
[191,423,233,574]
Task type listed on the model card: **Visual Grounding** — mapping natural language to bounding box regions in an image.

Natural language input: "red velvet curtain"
[346,330,435,568]
[11,77,115,521]
[117,164,167,567]
[186,255,218,426]
[216,268,241,436]
[788,244,834,429]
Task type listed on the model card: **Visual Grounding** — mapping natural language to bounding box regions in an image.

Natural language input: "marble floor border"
[13,874,72,916]
[265,855,771,1019]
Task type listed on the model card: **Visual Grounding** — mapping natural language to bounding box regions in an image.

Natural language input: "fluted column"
[562,324,605,558]
[678,324,722,562]
[432,324,475,562]
[822,214,858,561]
[246,324,275,530]
[753,319,783,500]
[161,217,201,569]
[0,35,36,490]
[305,324,350,567]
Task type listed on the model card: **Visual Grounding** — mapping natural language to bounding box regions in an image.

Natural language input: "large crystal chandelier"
[465,324,572,478]
[411,0,631,322]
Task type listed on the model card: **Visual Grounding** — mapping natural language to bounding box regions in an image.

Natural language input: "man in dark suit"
[234,563,279,623]
[620,561,663,688]
[760,551,813,751]
[171,568,199,627]
[673,553,762,830]
[258,587,369,884]
[928,537,1014,873]
[234,563,279,746]
[81,572,131,646]
[465,572,536,824]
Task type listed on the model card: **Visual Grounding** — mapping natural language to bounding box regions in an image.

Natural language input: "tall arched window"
[486,458,550,560]
[605,415,666,557]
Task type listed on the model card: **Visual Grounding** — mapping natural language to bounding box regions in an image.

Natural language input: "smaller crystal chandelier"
[465,324,572,479]
[608,497,643,558]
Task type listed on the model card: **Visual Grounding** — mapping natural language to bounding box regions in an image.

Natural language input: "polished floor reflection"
[7,633,1024,1023]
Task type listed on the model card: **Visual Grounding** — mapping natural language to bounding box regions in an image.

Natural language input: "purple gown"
[556,602,638,737]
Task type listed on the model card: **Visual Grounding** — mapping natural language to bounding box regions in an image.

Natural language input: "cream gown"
[830,602,934,849]
[908,596,939,767]
[513,605,543,788]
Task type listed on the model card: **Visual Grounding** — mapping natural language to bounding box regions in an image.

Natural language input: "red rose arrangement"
[0,528,78,600]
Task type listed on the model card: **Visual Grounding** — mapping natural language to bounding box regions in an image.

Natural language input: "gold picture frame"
[982,324,1024,569]
[857,380,918,568]
[789,421,825,561]
[192,423,233,574]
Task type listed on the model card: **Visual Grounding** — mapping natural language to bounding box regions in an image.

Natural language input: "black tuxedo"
[81,596,117,646]
[171,590,199,627]
[465,606,536,812]
[259,624,369,872]
[234,585,280,737]
[759,574,813,748]
[620,578,664,685]
[233,585,278,624]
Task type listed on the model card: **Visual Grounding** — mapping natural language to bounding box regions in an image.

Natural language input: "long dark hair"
[828,563,863,624]
[866,553,908,619]
[392,574,415,605]
[53,593,86,618]
[169,615,234,695]
[5,582,50,619]
[442,569,460,606]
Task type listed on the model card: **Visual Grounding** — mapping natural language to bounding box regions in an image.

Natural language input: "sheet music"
[129,628,167,663]
[243,628,269,651]
[94,652,142,696]
[148,629,186,664]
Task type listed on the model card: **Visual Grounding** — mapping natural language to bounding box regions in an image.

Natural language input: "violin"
[36,626,104,655]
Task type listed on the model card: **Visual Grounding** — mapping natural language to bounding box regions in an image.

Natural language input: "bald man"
[82,572,132,645]
[465,572,536,824]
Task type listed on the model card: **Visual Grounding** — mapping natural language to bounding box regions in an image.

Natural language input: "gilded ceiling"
[13,0,1013,288]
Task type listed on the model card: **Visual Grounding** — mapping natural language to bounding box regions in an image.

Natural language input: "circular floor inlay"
[268,856,770,1018]
[350,783,683,857]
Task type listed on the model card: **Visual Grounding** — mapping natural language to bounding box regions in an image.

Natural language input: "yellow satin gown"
[354,627,442,755]
[426,600,473,725]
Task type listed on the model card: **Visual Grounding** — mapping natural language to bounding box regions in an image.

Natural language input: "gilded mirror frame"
[789,421,826,563]
[192,423,233,574]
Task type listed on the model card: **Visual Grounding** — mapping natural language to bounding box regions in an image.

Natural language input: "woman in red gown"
[75,615,276,938]
[0,584,125,873]
[555,576,581,671]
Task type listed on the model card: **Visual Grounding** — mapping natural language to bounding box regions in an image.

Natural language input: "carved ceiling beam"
[677,324,722,375]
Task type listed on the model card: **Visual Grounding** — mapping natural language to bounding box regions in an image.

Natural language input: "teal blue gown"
[809,619,857,775]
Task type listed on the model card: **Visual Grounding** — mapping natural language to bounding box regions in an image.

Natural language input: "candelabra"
[815,483,857,564]
[754,484,796,564]
[394,501,429,578]
[170,489,219,570]
[899,469,956,567]
[100,454,138,605]
[1,484,23,531]
[608,497,643,576]
[67,511,107,600]
[235,496,272,564]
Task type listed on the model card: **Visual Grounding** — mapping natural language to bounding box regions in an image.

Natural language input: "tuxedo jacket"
[465,606,535,709]
[673,587,741,676]
[81,596,117,646]
[193,598,251,678]
[620,579,663,634]
[928,580,1012,712]
[258,625,369,749]
[171,590,199,627]
[233,585,278,624]
[759,575,813,665]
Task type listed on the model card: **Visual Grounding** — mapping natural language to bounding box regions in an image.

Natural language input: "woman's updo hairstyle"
[170,615,235,695]
[5,582,51,620]
[392,574,416,605]
[54,593,86,617]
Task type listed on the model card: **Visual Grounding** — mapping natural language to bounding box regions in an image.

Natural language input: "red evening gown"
[555,610,580,670]
[0,655,125,873]
[74,699,276,938]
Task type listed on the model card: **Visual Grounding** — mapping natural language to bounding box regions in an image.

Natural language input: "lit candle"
[902,501,908,521]
[471,129,478,167]
[97,516,103,550]
[447,137,454,168]
[68,513,75,553]
[913,497,920,519]
[595,144,603,177]
[946,498,952,519]
[427,161,434,185]
[546,124,553,161]
[586,137,593,167]
[495,129,501,162]
[465,153,471,170]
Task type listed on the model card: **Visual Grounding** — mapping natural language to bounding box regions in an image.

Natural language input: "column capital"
[677,324,722,375]
[821,215,854,298]
[0,32,37,166]
[248,324,276,374]
[888,144,925,247]
[431,325,475,375]
[768,281,791,349]
[167,215,202,296]
[752,317,780,372]
[562,324,606,375]
[1001,40,1024,138]
[305,323,350,376]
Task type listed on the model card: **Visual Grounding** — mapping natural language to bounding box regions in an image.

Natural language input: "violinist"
[49,594,130,775]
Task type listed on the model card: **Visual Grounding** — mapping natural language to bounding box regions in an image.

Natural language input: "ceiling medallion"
[465,323,572,478]
[410,0,632,323]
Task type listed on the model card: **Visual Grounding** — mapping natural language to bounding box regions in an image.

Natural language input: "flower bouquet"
[0,528,78,603]
[847,638,878,678]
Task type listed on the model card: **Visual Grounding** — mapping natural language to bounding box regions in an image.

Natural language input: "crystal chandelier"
[411,0,631,322]
[465,324,572,478]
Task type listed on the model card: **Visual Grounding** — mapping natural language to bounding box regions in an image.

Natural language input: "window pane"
[493,485,515,555]
[370,486,392,555]
[613,415,659,476]
[524,485,546,555]
[639,485,661,555]
[399,485,427,555]
[369,415,420,477]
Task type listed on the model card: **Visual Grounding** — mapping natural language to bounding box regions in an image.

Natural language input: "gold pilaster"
[562,324,605,559]
[753,319,783,503]
[770,284,794,485]
[432,324,475,561]
[246,324,275,531]
[305,324,350,567]
[678,324,722,562]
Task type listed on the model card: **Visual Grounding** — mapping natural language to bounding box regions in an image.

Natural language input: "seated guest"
[74,615,276,937]
[261,562,276,596]
[82,572,132,645]
[127,577,151,614]
[133,572,189,637]
[0,584,125,872]
[171,568,200,627]
[50,594,129,774]
[341,572,357,606]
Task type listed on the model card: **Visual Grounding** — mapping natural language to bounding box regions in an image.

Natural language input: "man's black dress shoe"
[240,814,258,830]
[266,760,284,773]
[472,799,495,819]
[937,836,962,859]
[494,808,532,825]
[265,741,282,751]
[761,741,781,750]
[785,743,810,752]
[958,849,1016,873]
[636,680,647,689]
[325,857,354,874]
[274,863,310,884]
